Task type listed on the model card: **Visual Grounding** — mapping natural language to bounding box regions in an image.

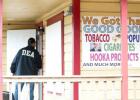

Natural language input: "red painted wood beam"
[61,16,64,75]
[72,0,80,100]
[73,82,79,100]
[121,0,128,100]
[0,0,2,99]
[72,0,80,76]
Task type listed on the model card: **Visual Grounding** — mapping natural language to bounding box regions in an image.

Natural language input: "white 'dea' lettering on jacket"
[22,50,34,58]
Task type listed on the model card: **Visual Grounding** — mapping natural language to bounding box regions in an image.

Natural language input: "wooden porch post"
[0,0,3,99]
[72,0,80,100]
[121,0,128,100]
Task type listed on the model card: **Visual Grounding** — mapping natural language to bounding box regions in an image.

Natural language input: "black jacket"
[10,46,42,75]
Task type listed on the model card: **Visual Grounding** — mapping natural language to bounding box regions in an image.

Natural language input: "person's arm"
[10,50,21,74]
[35,51,42,69]
[37,54,42,69]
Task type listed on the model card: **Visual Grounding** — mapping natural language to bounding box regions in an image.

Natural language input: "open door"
[45,21,62,76]
[6,29,39,99]
[45,12,64,76]
[44,12,65,100]
[7,29,36,76]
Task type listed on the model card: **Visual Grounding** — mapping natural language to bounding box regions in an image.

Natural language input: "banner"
[82,16,140,67]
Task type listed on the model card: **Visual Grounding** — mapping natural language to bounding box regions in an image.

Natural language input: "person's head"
[28,38,36,48]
